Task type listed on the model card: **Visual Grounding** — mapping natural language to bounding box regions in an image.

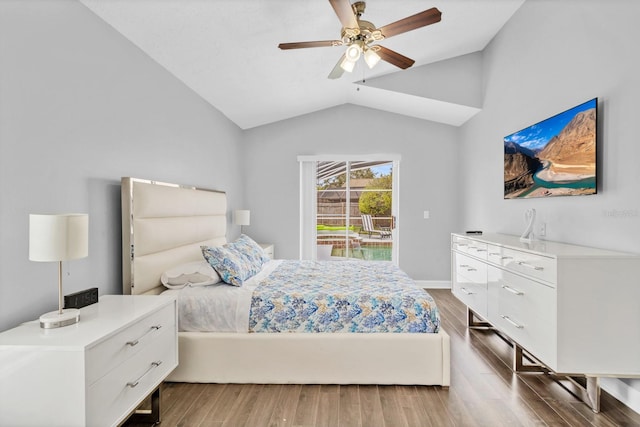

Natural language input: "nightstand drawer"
[86,303,175,385]
[259,243,274,259]
[87,326,176,426]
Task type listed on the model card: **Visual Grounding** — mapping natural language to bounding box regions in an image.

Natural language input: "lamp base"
[39,309,80,329]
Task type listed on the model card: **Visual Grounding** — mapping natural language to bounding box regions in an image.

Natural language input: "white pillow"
[161,261,222,289]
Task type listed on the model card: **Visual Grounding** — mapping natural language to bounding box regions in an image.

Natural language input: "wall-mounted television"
[504,98,597,199]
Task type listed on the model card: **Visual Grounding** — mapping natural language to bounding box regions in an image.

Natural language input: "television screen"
[504,98,597,199]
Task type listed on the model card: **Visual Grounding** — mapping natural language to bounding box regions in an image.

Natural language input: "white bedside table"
[259,243,275,259]
[0,295,178,427]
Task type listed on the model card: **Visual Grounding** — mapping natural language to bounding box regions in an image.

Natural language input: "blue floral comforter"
[249,260,440,333]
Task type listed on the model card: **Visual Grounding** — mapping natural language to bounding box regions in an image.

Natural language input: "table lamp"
[29,213,88,328]
[233,210,250,234]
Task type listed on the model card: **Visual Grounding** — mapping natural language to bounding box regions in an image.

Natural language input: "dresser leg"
[129,386,161,424]
[512,344,601,413]
[512,343,546,373]
[466,308,492,329]
[586,377,601,413]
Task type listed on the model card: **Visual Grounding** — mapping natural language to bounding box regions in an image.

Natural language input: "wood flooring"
[122,289,640,427]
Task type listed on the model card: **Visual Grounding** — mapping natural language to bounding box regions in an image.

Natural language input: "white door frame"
[298,154,401,264]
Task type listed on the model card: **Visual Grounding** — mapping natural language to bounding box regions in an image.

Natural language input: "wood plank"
[293,384,321,426]
[316,385,340,427]
[338,385,362,427]
[245,384,284,427]
[358,385,384,427]
[267,384,302,427]
[177,384,227,427]
[378,385,408,427]
[221,384,263,426]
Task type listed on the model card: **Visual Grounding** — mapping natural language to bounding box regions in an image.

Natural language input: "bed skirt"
[167,329,450,386]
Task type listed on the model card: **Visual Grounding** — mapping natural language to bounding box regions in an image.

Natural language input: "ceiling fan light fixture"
[364,47,381,68]
[340,56,357,73]
[345,43,362,62]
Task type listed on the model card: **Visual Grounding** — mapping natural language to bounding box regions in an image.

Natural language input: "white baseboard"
[601,378,640,415]
[415,280,451,289]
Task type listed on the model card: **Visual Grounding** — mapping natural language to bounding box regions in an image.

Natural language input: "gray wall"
[242,104,459,281]
[0,0,244,331]
[458,0,640,408]
[459,0,640,251]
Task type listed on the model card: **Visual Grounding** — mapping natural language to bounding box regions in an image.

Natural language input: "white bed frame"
[121,177,450,386]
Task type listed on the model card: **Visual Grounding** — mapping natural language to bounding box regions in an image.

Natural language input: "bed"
[121,177,450,386]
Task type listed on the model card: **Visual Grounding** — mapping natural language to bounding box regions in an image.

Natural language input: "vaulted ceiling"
[80,0,525,129]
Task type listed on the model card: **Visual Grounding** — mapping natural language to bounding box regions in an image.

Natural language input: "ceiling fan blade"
[328,53,346,79]
[378,7,442,39]
[376,46,415,69]
[328,0,359,30]
[279,40,341,50]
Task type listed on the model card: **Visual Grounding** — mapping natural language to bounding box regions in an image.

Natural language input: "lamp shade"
[233,210,250,226]
[364,48,381,69]
[29,214,89,262]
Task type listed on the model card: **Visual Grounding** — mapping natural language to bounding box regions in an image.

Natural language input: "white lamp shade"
[233,210,251,226]
[364,48,381,69]
[29,214,89,262]
[340,56,356,73]
[345,44,362,61]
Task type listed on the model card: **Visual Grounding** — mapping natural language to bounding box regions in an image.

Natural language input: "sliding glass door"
[313,159,397,263]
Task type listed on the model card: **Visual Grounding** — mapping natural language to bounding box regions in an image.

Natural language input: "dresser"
[0,295,178,427]
[451,233,640,411]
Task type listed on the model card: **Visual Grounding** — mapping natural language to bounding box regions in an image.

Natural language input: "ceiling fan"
[278,0,442,79]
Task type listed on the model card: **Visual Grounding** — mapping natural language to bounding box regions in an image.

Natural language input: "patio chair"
[360,214,392,239]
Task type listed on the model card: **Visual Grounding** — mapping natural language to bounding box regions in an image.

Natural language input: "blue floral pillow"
[230,234,269,266]
[201,235,266,286]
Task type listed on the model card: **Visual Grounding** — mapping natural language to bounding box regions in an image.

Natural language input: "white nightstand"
[0,295,177,427]
[259,243,275,259]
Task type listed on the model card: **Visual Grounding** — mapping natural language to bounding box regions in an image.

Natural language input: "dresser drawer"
[501,247,556,285]
[453,280,488,317]
[490,270,556,367]
[86,303,175,385]
[453,253,488,316]
[452,236,488,260]
[454,253,487,284]
[87,326,176,426]
[486,244,504,265]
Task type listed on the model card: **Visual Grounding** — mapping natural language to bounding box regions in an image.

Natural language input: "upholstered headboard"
[121,177,227,295]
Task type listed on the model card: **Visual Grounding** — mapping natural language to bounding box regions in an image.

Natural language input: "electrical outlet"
[538,222,546,237]
[423,210,430,219]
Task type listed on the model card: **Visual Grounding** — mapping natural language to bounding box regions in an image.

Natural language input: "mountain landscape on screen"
[504,99,597,199]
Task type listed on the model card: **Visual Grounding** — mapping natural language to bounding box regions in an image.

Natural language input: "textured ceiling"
[80,0,524,129]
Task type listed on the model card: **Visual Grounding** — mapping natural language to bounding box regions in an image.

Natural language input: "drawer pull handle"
[456,243,469,247]
[473,248,487,252]
[501,285,524,296]
[459,287,474,295]
[466,268,477,272]
[126,325,162,347]
[489,252,501,256]
[517,261,544,271]
[501,256,514,260]
[500,315,524,329]
[127,361,163,388]
[459,264,477,272]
